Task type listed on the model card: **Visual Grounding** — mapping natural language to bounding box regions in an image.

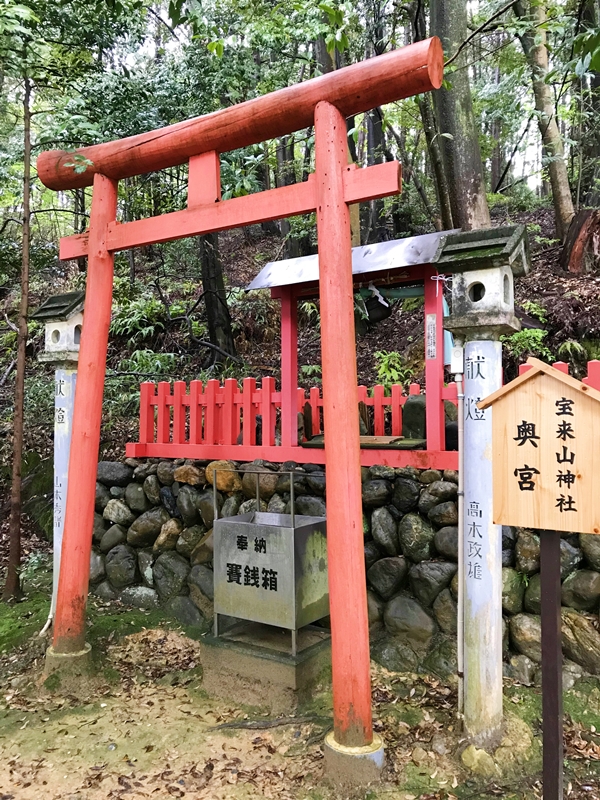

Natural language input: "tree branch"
[0,360,16,387]
[146,6,180,40]
[0,218,22,235]
[4,314,18,333]
[445,0,518,67]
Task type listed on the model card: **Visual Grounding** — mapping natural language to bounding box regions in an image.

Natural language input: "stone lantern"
[443,225,529,339]
[31,291,85,630]
[441,225,531,746]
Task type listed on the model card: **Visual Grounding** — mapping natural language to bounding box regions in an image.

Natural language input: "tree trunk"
[259,143,279,235]
[75,187,87,273]
[276,136,300,258]
[198,233,236,364]
[419,95,454,229]
[3,77,30,601]
[579,0,600,206]
[412,2,454,229]
[490,63,502,193]
[560,210,600,273]
[366,107,388,242]
[514,0,574,240]
[387,120,439,225]
[314,36,334,75]
[430,0,491,230]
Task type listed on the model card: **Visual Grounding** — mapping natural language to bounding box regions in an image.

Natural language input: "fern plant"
[557,340,587,362]
[110,295,166,344]
[300,364,322,381]
[500,329,553,361]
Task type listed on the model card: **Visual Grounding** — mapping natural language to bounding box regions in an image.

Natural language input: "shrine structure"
[37,38,444,781]
[126,232,462,470]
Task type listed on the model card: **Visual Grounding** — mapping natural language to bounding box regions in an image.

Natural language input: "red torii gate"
[38,39,443,755]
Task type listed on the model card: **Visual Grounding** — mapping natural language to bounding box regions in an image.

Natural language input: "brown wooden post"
[540,529,563,800]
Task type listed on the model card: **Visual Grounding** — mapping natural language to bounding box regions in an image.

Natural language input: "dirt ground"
[1,559,600,800]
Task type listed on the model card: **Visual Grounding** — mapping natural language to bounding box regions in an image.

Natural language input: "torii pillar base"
[323,731,385,787]
[44,643,93,683]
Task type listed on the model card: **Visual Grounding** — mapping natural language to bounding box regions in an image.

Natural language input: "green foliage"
[300,364,322,380]
[354,294,369,321]
[287,212,317,249]
[374,350,414,391]
[229,289,279,341]
[520,300,548,324]
[110,295,166,344]
[118,349,185,375]
[221,147,264,200]
[402,296,424,313]
[573,27,600,76]
[557,339,587,362]
[299,300,320,325]
[582,339,600,362]
[500,329,553,362]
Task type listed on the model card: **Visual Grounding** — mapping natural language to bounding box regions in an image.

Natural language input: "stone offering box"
[213,471,328,656]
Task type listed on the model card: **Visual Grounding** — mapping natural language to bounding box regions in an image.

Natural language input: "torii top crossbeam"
[39,38,442,190]
[37,38,443,758]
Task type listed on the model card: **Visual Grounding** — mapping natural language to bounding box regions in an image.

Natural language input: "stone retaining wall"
[90,457,600,682]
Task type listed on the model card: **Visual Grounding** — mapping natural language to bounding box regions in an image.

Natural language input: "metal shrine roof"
[246,225,529,290]
[247,230,456,290]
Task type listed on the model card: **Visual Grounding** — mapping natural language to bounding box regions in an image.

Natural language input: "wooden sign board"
[478,357,600,534]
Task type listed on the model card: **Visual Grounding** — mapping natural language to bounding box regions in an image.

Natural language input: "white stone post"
[51,367,77,617]
[462,338,503,743]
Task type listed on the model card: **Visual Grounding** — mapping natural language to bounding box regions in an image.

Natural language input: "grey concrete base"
[44,642,93,679]
[323,731,385,787]
[199,622,331,714]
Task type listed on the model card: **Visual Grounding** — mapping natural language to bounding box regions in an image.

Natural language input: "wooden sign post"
[479,357,600,800]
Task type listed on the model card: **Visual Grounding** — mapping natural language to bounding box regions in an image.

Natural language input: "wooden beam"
[188,151,221,207]
[60,232,89,261]
[344,161,401,203]
[59,161,402,259]
[124,441,459,470]
[38,38,442,190]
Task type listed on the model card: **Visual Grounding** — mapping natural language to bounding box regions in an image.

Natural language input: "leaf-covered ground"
[3,209,600,797]
[1,558,600,800]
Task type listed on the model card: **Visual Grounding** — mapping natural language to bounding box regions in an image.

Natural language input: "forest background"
[2,0,600,595]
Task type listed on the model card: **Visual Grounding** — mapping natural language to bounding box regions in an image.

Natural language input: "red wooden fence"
[126,361,600,469]
[126,377,460,469]
[519,359,600,390]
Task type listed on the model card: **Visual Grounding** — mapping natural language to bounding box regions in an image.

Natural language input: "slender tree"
[514,0,575,239]
[198,234,237,364]
[431,0,491,229]
[3,75,30,601]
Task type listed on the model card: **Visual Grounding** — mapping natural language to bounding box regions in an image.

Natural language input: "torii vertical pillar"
[45,174,118,673]
[314,100,384,783]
